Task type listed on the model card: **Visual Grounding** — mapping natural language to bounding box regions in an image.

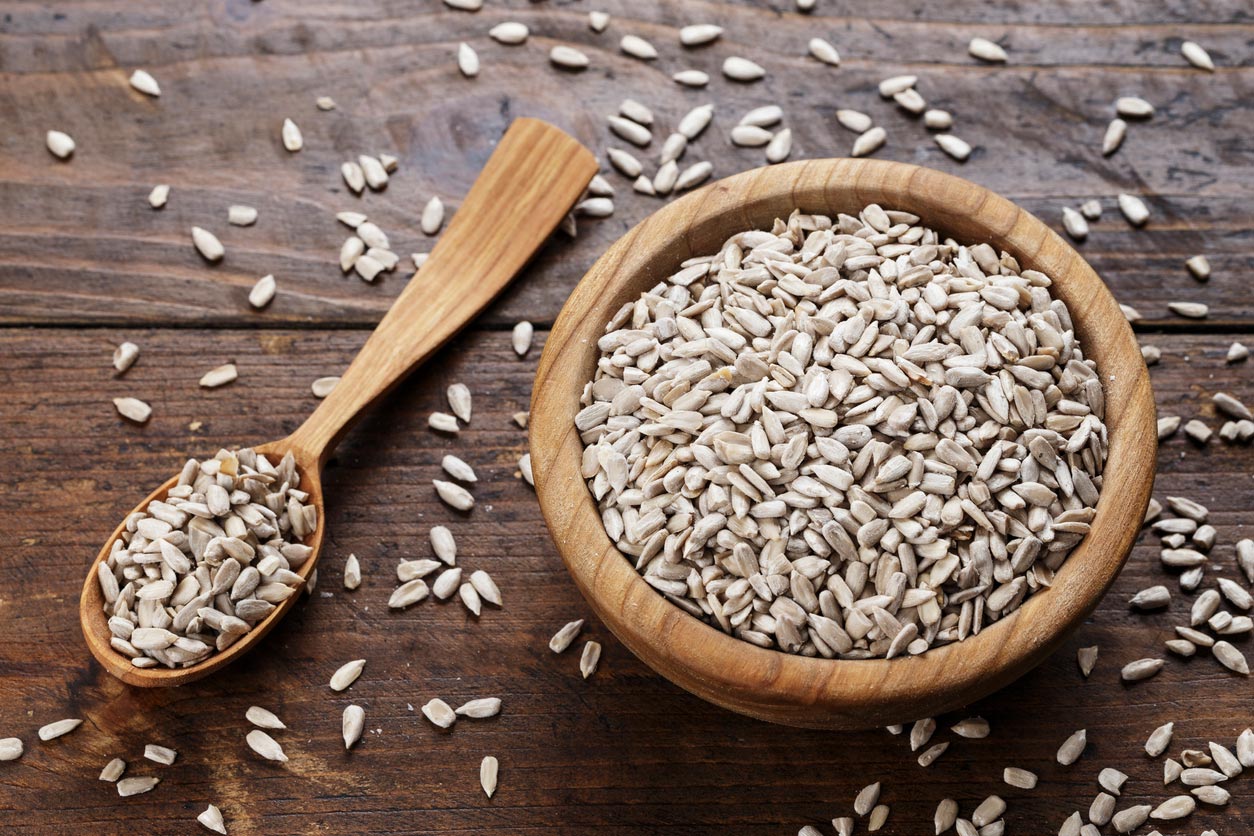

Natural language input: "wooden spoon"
[81,118,597,687]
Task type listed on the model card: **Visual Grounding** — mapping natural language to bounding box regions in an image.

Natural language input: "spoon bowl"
[530,157,1157,728]
[81,118,597,686]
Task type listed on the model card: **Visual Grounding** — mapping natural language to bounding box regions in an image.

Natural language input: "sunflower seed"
[551,45,591,69]
[432,567,462,600]
[197,803,227,834]
[653,161,679,195]
[429,412,459,434]
[577,197,615,217]
[910,718,937,751]
[723,56,765,81]
[480,755,499,797]
[1213,640,1249,674]
[867,804,889,831]
[144,744,177,765]
[1192,784,1230,805]
[420,196,445,235]
[341,161,366,193]
[933,800,959,834]
[118,776,160,796]
[97,757,124,782]
[836,109,873,133]
[765,130,793,163]
[620,34,657,60]
[113,342,140,374]
[470,570,501,606]
[355,254,385,282]
[831,819,853,836]
[1239,729,1254,767]
[0,739,23,762]
[439,456,475,485]
[1078,646,1099,677]
[227,205,257,226]
[1181,41,1215,71]
[549,619,584,653]
[512,321,533,356]
[249,274,277,309]
[128,68,161,96]
[246,730,288,762]
[1164,756,1183,783]
[852,126,887,156]
[456,697,501,718]
[46,130,75,159]
[588,11,609,32]
[676,161,713,191]
[38,718,83,742]
[1058,729,1087,765]
[340,553,361,590]
[1116,96,1154,118]
[918,742,949,767]
[1209,740,1242,776]
[1146,722,1174,756]
[199,363,237,389]
[1002,767,1036,789]
[1150,794,1195,822]
[340,704,364,750]
[608,148,643,178]
[1111,805,1150,833]
[952,717,990,739]
[1118,193,1150,226]
[489,21,529,44]
[1130,585,1171,610]
[191,227,225,262]
[457,42,479,77]
[1102,119,1127,156]
[1185,254,1211,280]
[854,782,881,816]
[935,134,972,161]
[312,376,339,398]
[422,698,456,728]
[389,578,429,608]
[316,95,337,110]
[381,153,398,173]
[680,24,723,46]
[673,69,709,87]
[973,796,1006,827]
[246,706,285,730]
[518,453,534,486]
[1062,207,1089,240]
[580,640,602,678]
[968,37,1007,62]
[148,184,169,208]
[1182,749,1213,767]
[428,526,457,565]
[330,659,366,691]
[809,38,840,65]
[678,104,715,140]
[281,118,302,152]
[433,480,474,511]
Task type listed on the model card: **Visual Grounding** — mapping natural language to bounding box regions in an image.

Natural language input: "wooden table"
[1,1,1250,832]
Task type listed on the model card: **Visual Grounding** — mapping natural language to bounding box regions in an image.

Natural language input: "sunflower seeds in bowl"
[575,206,1108,660]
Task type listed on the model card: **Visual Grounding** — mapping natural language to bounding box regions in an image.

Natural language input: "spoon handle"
[287,118,597,463]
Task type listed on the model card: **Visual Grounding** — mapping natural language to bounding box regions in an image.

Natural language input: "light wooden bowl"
[530,158,1156,729]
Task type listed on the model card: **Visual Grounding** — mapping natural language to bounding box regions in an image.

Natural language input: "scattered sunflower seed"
[550,45,590,69]
[246,730,288,762]
[148,184,170,208]
[608,148,643,178]
[968,37,1008,62]
[316,96,336,110]
[678,104,715,140]
[117,776,160,796]
[246,706,286,730]
[580,640,602,678]
[1213,640,1249,674]
[1110,805,1150,833]
[952,717,990,739]
[1185,254,1211,281]
[620,34,657,60]
[197,804,227,834]
[910,718,937,751]
[1130,585,1171,610]
[312,376,339,398]
[330,659,366,691]
[342,704,364,750]
[342,161,366,194]
[854,782,881,816]
[128,68,161,96]
[836,109,873,133]
[934,133,972,161]
[1003,767,1037,789]
[433,480,474,511]
[852,126,887,156]
[1209,740,1242,776]
[934,800,959,833]
[99,756,125,779]
[972,795,1006,827]
[480,755,499,797]
[429,412,460,434]
[421,196,445,235]
[0,739,23,762]
[1169,302,1208,319]
[113,341,140,374]
[1115,96,1154,119]
[867,804,889,831]
[1117,193,1150,226]
[228,205,257,226]
[722,56,765,82]
[809,38,840,66]
[46,130,75,159]
[249,274,277,309]
[1102,119,1127,156]
[456,697,501,718]
[457,42,479,78]
[199,363,238,389]
[518,453,534,486]
[389,578,429,608]
[422,698,456,728]
[191,227,225,262]
[113,396,152,424]
[281,118,302,152]
[549,619,584,653]
[588,11,609,32]
[679,24,723,46]
[144,744,177,765]
[512,321,534,356]
[1181,41,1215,71]
[672,69,710,87]
[1058,729,1087,765]
[918,742,949,767]
[343,553,361,590]
[766,130,793,164]
[470,570,501,606]
[1192,784,1230,805]
[1062,207,1089,240]
[923,109,952,130]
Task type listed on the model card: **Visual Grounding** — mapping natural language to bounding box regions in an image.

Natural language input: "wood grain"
[1,327,1251,832]
[0,2,1250,328]
[1,0,1251,831]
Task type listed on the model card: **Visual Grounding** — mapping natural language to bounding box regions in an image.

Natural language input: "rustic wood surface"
[0,0,1250,833]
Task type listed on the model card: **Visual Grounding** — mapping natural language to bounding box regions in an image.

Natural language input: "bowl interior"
[531,158,1156,728]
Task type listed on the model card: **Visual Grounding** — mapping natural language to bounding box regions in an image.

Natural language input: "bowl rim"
[530,157,1156,728]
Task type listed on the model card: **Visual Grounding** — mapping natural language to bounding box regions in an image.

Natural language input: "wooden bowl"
[530,158,1156,729]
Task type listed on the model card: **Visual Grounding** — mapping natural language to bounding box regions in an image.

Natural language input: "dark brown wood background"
[1,1,1251,833]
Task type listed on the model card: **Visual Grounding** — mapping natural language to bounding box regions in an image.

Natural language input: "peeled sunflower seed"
[619,34,657,60]
[228,205,257,226]
[854,782,881,815]
[480,755,499,797]
[432,567,463,600]
[446,383,472,423]
[148,184,169,208]
[311,376,339,398]
[852,127,886,157]
[342,704,364,750]
[809,38,840,66]
[1057,729,1087,765]
[923,109,952,130]
[246,730,288,762]
[679,24,723,46]
[343,553,361,590]
[442,455,477,483]
[429,412,459,434]
[470,570,501,606]
[550,45,590,69]
[1078,646,1099,677]
[934,134,972,162]
[246,706,285,730]
[549,619,584,653]
[457,42,479,78]
[422,698,456,728]
[1115,96,1154,118]
[434,480,474,511]
[588,11,609,32]
[836,109,872,133]
[489,22,529,44]
[0,738,23,762]
[330,659,366,691]
[281,118,302,152]
[191,227,225,262]
[519,454,534,486]
[1118,193,1150,226]
[1181,40,1215,71]
[722,56,765,81]
[113,342,140,374]
[1147,725,1176,762]
[199,363,238,389]
[358,155,388,190]
[341,161,365,194]
[968,37,1007,62]
[46,130,75,159]
[678,104,715,140]
[1102,119,1127,156]
[197,804,227,834]
[389,579,429,608]
[951,717,990,739]
[128,69,161,96]
[249,274,276,309]
[580,640,602,678]
[117,776,160,796]
[512,321,533,356]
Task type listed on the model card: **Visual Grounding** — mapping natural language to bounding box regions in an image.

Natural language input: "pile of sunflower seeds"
[96,448,313,668]
[577,206,1108,658]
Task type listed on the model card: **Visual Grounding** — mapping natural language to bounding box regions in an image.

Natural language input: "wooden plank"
[0,326,1249,832]
[0,2,1250,327]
